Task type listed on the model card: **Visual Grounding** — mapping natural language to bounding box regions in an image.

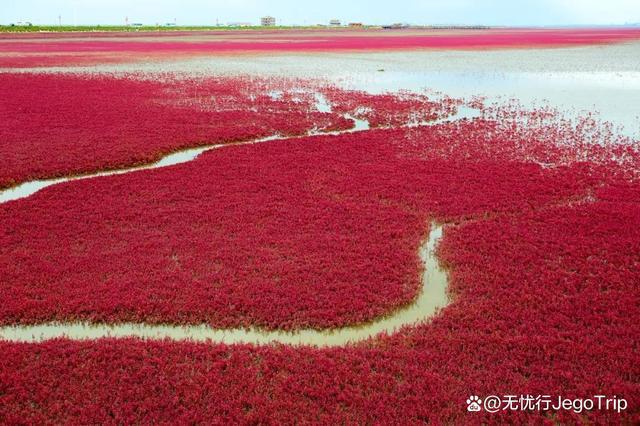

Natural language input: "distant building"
[329,19,341,27]
[382,23,409,29]
[227,22,253,27]
[131,23,143,27]
[261,16,276,26]
[348,22,363,28]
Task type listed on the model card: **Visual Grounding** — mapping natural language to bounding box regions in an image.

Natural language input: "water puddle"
[348,114,371,131]
[313,92,332,113]
[268,90,283,100]
[0,222,448,347]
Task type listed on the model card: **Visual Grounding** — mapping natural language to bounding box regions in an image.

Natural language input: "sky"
[2,0,640,26]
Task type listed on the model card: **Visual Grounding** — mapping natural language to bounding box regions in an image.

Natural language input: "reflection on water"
[341,70,640,137]
[0,223,449,347]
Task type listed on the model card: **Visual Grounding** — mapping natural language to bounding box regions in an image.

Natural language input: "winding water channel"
[0,222,448,346]
[0,93,472,345]
[0,99,478,204]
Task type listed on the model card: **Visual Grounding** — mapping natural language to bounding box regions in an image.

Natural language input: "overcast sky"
[2,0,640,26]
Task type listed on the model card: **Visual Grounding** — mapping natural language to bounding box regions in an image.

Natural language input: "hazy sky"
[2,0,640,26]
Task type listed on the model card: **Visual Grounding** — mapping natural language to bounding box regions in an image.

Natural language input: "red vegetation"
[0,123,597,329]
[0,73,352,189]
[1,28,640,67]
[0,76,639,422]
[322,88,458,127]
[1,191,638,423]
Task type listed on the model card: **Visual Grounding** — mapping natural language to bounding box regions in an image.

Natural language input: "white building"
[261,16,276,26]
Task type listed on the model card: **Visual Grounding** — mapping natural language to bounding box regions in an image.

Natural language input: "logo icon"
[466,395,482,412]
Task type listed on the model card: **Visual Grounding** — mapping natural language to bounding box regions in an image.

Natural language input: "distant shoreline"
[0,25,513,33]
[1,24,638,34]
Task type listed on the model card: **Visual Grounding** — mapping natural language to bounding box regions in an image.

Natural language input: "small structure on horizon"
[382,23,410,29]
[348,22,363,28]
[261,16,276,26]
[329,19,341,27]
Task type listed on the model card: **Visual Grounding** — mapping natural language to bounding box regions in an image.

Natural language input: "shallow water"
[27,42,635,137]
[314,92,332,113]
[340,70,640,137]
[0,223,448,346]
